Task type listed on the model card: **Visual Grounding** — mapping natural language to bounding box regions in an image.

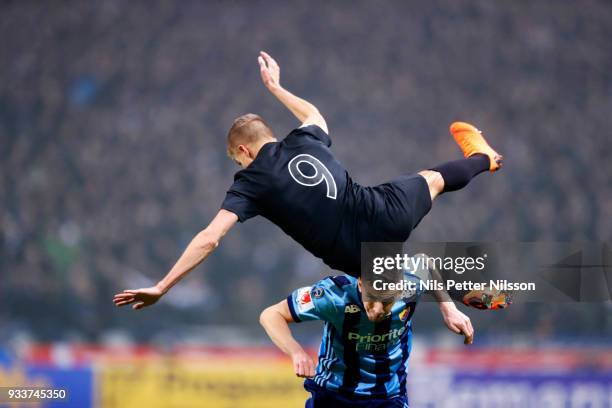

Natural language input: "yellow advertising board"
[97,357,309,408]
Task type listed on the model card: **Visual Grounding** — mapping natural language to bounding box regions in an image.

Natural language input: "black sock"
[430,154,490,193]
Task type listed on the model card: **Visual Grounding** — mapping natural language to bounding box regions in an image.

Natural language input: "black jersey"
[221,125,432,275]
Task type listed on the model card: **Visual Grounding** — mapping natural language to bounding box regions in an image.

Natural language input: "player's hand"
[291,350,316,378]
[113,285,164,310]
[439,302,474,345]
[258,51,280,90]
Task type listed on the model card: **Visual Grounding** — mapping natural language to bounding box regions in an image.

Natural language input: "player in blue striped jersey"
[260,269,474,407]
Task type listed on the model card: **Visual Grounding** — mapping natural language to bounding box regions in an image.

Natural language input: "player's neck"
[251,138,276,156]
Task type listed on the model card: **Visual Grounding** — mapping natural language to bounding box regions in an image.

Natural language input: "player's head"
[227,113,277,168]
[358,278,402,323]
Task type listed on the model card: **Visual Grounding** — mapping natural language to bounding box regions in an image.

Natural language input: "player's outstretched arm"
[113,210,238,310]
[258,51,328,134]
[259,300,316,378]
[418,254,474,345]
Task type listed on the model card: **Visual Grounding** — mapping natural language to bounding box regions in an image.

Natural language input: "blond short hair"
[226,113,274,157]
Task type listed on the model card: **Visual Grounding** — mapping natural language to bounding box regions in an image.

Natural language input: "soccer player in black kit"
[114,51,503,317]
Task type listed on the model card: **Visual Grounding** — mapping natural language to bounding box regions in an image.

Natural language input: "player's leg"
[417,169,444,201]
[419,154,489,201]
[420,121,503,201]
[369,122,501,240]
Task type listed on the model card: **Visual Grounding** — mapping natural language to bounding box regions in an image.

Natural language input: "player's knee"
[418,170,444,198]
[418,169,442,185]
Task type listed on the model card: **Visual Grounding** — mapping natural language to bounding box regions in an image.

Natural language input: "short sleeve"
[221,191,258,222]
[287,284,337,322]
[292,124,332,147]
[221,176,260,222]
[400,272,426,303]
[400,255,435,302]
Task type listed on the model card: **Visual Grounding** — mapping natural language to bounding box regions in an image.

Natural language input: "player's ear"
[357,278,362,291]
[237,144,255,159]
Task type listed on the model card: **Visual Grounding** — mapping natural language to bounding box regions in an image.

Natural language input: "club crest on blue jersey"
[399,306,411,321]
[312,287,324,298]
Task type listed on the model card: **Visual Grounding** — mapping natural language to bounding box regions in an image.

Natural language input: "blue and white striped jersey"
[287,273,423,399]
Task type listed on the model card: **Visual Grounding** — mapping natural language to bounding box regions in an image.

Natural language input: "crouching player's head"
[358,278,403,323]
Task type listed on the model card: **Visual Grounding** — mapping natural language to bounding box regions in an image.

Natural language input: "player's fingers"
[301,360,310,378]
[269,57,279,70]
[132,301,145,310]
[258,59,270,75]
[260,51,273,64]
[114,300,133,307]
[295,361,304,377]
[299,361,307,377]
[113,293,134,300]
[113,294,132,302]
[466,318,474,338]
[449,322,462,335]
[307,361,316,378]
[456,321,473,344]
[453,321,467,339]
[261,51,278,70]
[258,56,266,68]
[259,52,271,68]
[293,361,300,376]
[466,325,474,345]
[302,361,310,378]
[464,327,474,345]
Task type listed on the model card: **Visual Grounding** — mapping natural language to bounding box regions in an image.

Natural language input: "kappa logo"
[344,304,360,314]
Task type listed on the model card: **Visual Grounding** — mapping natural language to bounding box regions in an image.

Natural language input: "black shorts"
[365,173,433,242]
[326,174,432,277]
[305,382,409,408]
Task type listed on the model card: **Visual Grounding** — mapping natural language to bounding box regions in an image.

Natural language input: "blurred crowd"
[1,0,611,344]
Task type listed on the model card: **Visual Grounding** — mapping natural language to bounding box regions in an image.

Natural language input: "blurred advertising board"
[20,345,308,408]
[0,361,93,408]
[1,345,611,407]
[409,368,612,407]
[409,347,612,408]
[96,359,308,408]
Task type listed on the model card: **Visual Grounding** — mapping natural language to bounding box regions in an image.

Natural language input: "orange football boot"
[450,122,503,171]
[462,289,512,310]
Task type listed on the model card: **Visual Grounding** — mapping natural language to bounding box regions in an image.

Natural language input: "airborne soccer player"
[113,51,503,310]
[259,263,473,408]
